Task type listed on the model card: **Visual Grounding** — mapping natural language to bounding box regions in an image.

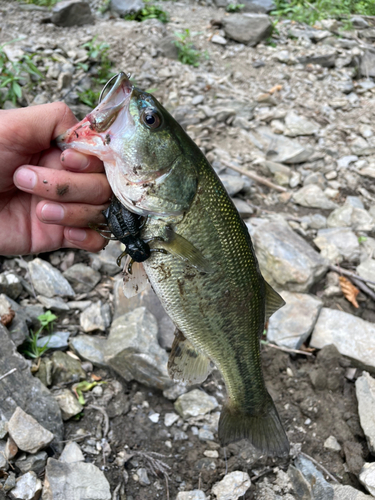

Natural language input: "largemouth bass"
[58,73,289,456]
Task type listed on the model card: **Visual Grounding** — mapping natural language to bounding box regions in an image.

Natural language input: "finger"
[60,150,104,173]
[62,227,108,253]
[36,200,108,227]
[14,166,112,205]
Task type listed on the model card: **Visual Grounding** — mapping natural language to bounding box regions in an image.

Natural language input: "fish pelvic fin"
[168,329,213,385]
[265,281,285,322]
[218,395,290,457]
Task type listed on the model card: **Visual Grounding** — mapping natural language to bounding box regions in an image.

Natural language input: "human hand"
[0,102,112,256]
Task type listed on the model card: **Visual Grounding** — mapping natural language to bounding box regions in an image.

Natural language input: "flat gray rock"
[327,203,374,232]
[294,454,334,500]
[284,111,319,137]
[15,451,48,475]
[360,50,375,78]
[53,389,83,420]
[267,291,322,349]
[223,13,273,46]
[51,351,86,385]
[311,309,375,371]
[80,300,111,332]
[89,240,122,276]
[219,174,245,197]
[9,471,42,500]
[359,462,375,497]
[59,441,85,463]
[70,334,107,367]
[105,307,172,390]
[251,220,328,292]
[51,0,93,27]
[63,263,101,293]
[37,295,70,312]
[28,258,75,298]
[241,0,275,13]
[356,372,375,453]
[110,0,144,16]
[8,407,54,454]
[357,259,375,290]
[333,484,374,499]
[0,272,23,300]
[0,324,63,444]
[314,227,360,263]
[42,458,111,500]
[211,471,251,500]
[36,331,70,350]
[175,389,218,419]
[293,185,338,210]
[176,491,207,500]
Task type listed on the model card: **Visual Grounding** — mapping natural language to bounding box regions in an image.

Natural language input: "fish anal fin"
[157,227,214,274]
[265,281,285,322]
[218,395,290,457]
[168,329,212,384]
[122,257,149,298]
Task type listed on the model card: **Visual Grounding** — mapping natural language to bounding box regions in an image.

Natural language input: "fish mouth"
[56,72,133,151]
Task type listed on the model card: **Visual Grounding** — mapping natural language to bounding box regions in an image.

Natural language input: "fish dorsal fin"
[168,329,213,384]
[122,257,149,298]
[265,281,285,321]
[157,226,214,274]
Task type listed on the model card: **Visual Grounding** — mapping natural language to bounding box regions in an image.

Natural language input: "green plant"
[16,0,57,6]
[124,2,169,23]
[73,380,106,405]
[358,236,368,244]
[98,0,111,14]
[0,40,43,106]
[174,29,202,67]
[22,310,57,359]
[226,3,245,12]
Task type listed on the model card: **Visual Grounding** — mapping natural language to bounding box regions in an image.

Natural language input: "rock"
[357,259,375,290]
[80,300,111,332]
[8,407,54,454]
[222,14,273,46]
[327,203,374,232]
[51,0,93,27]
[63,264,101,293]
[219,174,245,196]
[293,185,337,210]
[51,351,86,385]
[0,272,23,300]
[70,334,107,367]
[175,389,218,419]
[343,441,364,476]
[0,324,63,442]
[267,291,322,350]
[176,491,207,500]
[287,464,311,499]
[324,436,341,452]
[59,441,85,463]
[250,220,328,292]
[28,258,75,298]
[114,280,175,349]
[284,111,319,137]
[314,228,360,263]
[359,463,375,497]
[137,467,151,486]
[241,0,275,13]
[157,35,179,60]
[294,454,334,500]
[360,50,375,78]
[299,50,337,68]
[89,240,122,276]
[164,412,179,427]
[105,307,171,390]
[351,15,369,29]
[333,484,374,499]
[211,34,227,45]
[212,471,251,500]
[9,471,42,500]
[0,441,7,470]
[110,0,144,16]
[15,451,48,475]
[356,372,375,453]
[36,331,70,350]
[37,295,69,312]
[53,389,83,420]
[42,458,111,500]
[311,309,375,372]
[231,198,254,218]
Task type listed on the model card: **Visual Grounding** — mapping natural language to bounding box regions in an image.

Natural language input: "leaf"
[339,276,359,308]
[0,308,15,327]
[268,84,283,94]
[12,81,22,99]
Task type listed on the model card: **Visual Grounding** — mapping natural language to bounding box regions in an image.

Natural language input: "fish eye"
[141,109,162,130]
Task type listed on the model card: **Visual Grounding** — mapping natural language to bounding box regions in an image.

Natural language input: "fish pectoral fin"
[156,227,214,274]
[265,281,285,322]
[168,329,213,385]
[122,257,149,298]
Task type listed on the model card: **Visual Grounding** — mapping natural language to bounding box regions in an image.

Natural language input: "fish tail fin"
[218,395,289,457]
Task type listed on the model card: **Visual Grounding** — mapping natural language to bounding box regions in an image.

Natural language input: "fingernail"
[41,203,65,222]
[62,151,90,170]
[67,228,87,241]
[15,168,37,190]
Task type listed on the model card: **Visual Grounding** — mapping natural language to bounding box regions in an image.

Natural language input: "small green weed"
[174,29,202,67]
[16,0,57,6]
[98,0,111,14]
[0,40,43,107]
[226,3,245,12]
[124,2,169,23]
[73,380,106,405]
[358,236,368,244]
[22,310,57,360]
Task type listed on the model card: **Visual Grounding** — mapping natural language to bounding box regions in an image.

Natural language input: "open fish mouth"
[56,72,133,153]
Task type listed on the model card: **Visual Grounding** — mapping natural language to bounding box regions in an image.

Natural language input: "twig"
[0,368,17,382]
[351,277,375,302]
[87,405,109,438]
[112,482,122,500]
[57,434,92,443]
[261,340,314,357]
[220,159,287,193]
[299,452,339,484]
[329,264,375,287]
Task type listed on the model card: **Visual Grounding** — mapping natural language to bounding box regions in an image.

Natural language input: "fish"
[58,72,289,456]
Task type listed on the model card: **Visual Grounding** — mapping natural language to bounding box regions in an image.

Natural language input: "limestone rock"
[357,259,375,290]
[9,471,42,500]
[324,436,341,452]
[293,185,338,210]
[70,334,107,367]
[8,407,54,454]
[59,441,85,463]
[223,14,273,46]
[28,258,74,298]
[89,240,122,276]
[175,389,218,419]
[63,263,101,293]
[359,462,375,497]
[51,0,93,27]
[311,309,375,372]
[212,471,251,500]
[267,291,322,349]
[53,389,83,420]
[356,372,375,453]
[80,300,111,332]
[284,111,319,137]
[314,228,360,263]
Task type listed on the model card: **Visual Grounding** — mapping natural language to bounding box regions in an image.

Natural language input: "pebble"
[211,34,227,45]
[51,351,86,385]
[356,372,375,453]
[8,407,54,454]
[212,471,251,500]
[0,272,23,300]
[15,451,48,475]
[324,435,341,452]
[37,295,70,312]
[63,263,101,293]
[294,454,334,499]
[284,110,319,137]
[333,484,374,499]
[222,13,273,46]
[28,258,75,298]
[9,471,42,500]
[36,331,70,350]
[314,227,360,263]
[164,412,180,427]
[176,491,207,500]
[53,389,83,420]
[357,259,375,290]
[137,467,151,486]
[70,334,107,367]
[198,428,215,441]
[359,462,375,497]
[293,185,338,210]
[51,0,94,27]
[175,389,218,419]
[59,441,85,463]
[80,300,111,332]
[311,309,375,371]
[204,450,219,458]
